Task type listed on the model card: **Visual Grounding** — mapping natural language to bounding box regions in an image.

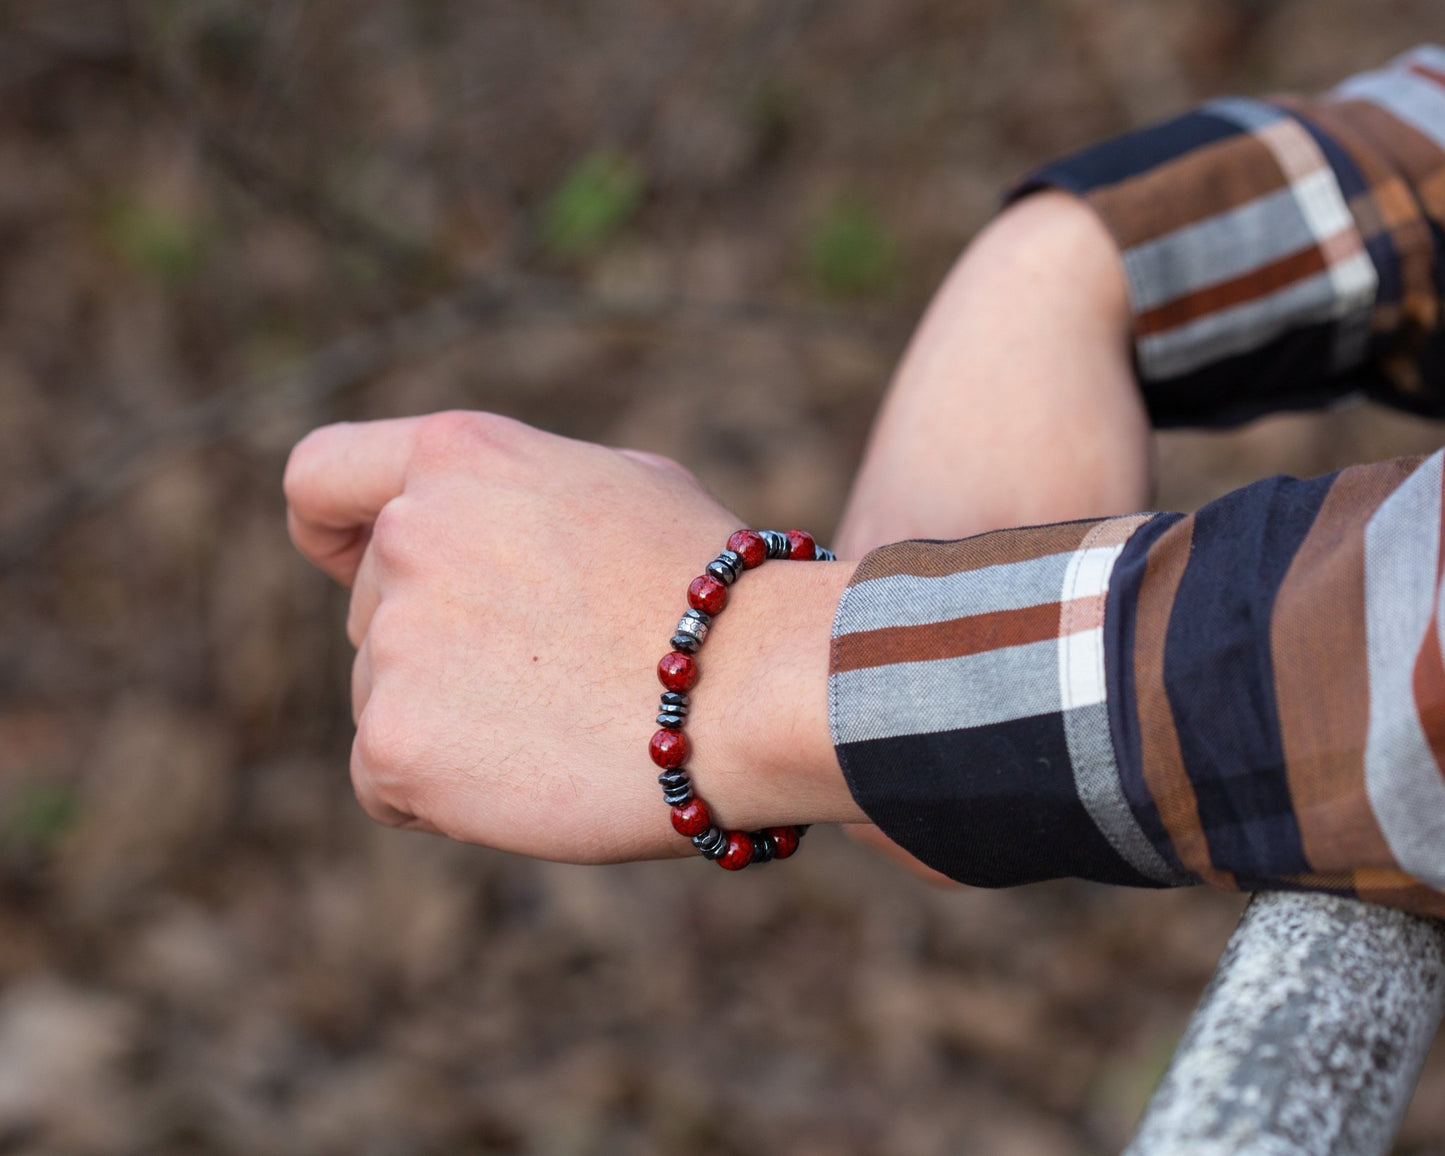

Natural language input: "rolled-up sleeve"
[1013,44,1445,428]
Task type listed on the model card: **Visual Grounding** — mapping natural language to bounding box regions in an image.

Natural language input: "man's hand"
[284,412,862,862]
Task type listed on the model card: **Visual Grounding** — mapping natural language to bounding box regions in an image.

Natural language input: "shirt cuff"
[828,516,1192,890]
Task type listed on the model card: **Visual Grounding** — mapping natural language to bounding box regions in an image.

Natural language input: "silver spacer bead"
[673,609,710,646]
[760,530,790,559]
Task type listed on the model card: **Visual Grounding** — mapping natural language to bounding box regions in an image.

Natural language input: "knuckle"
[368,498,421,571]
[353,699,413,777]
[620,448,700,487]
[413,410,530,468]
[350,708,425,829]
[361,601,411,670]
[351,778,403,828]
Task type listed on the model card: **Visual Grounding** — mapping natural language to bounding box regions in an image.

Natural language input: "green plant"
[6,781,78,854]
[539,151,645,259]
[806,194,900,300]
[100,195,208,283]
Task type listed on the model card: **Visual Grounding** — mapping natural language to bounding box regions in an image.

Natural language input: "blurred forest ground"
[1,1,1443,1154]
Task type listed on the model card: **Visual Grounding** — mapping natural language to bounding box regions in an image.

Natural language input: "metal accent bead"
[657,769,690,790]
[671,609,710,652]
[760,529,790,559]
[660,692,689,711]
[662,782,694,806]
[693,827,728,859]
[706,550,742,585]
[657,712,686,729]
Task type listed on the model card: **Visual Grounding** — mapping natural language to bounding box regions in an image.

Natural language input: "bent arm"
[835,43,1445,881]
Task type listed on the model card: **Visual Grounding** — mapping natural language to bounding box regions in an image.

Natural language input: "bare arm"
[834,191,1145,878]
[836,190,1145,558]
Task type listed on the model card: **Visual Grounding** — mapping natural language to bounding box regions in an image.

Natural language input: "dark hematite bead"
[816,546,837,562]
[693,827,727,859]
[706,550,742,585]
[660,692,689,711]
[670,633,700,654]
[657,769,690,790]
[761,529,790,559]
[751,832,776,864]
[657,712,685,729]
[662,782,693,806]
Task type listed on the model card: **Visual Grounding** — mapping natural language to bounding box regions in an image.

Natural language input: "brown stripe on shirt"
[846,521,1100,584]
[1132,515,1236,888]
[1325,100,1445,200]
[1135,242,1331,337]
[1407,61,1445,89]
[1411,617,1445,782]
[1087,132,1290,251]
[833,597,1075,673]
[1271,463,1414,873]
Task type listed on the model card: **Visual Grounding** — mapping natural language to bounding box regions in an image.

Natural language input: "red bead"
[766,826,800,860]
[785,530,816,561]
[670,798,712,837]
[649,729,689,769]
[727,529,766,569]
[687,575,728,616]
[717,830,755,871]
[657,651,698,692]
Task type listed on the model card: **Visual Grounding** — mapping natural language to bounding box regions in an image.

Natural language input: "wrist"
[682,555,863,830]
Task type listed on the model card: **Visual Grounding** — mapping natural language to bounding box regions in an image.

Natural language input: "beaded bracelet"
[649,528,835,870]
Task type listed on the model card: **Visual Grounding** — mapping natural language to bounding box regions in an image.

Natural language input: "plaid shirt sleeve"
[830,49,1445,918]
[1012,44,1445,427]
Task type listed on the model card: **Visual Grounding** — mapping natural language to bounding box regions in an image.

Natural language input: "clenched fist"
[284,411,862,862]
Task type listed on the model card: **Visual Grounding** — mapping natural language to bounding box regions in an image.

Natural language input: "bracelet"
[649,528,835,870]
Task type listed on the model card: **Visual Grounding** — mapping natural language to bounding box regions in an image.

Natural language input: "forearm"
[835,191,1148,559]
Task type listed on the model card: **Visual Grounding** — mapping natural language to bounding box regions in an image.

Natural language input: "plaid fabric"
[1014,44,1445,427]
[833,455,1445,917]
[832,49,1445,918]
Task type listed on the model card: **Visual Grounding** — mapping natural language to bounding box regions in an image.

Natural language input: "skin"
[284,192,1148,868]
